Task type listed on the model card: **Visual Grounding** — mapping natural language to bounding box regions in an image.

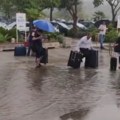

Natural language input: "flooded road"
[0,49,120,120]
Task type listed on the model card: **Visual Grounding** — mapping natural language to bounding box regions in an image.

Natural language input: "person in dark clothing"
[32,28,44,68]
[27,32,33,56]
[114,36,120,68]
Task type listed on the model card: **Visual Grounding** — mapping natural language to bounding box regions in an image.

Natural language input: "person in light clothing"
[75,33,93,59]
[98,21,107,49]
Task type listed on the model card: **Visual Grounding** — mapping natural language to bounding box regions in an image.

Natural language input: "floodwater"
[0,49,120,120]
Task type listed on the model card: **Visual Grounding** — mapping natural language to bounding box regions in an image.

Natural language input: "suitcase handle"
[71,51,82,62]
[71,52,76,61]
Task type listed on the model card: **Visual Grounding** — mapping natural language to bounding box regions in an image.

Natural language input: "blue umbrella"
[33,20,55,32]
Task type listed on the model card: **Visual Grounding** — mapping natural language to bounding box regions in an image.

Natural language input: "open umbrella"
[33,20,55,32]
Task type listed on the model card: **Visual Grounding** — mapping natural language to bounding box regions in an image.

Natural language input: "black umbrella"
[94,20,111,28]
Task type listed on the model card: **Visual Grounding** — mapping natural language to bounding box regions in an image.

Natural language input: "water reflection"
[0,51,120,120]
[110,71,120,108]
[60,109,89,120]
[59,68,120,120]
[83,104,120,120]
[28,67,48,91]
[26,66,99,120]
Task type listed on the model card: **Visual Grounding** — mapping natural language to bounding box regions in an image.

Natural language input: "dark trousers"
[27,44,32,56]
[34,45,43,58]
[80,48,90,59]
[119,56,120,64]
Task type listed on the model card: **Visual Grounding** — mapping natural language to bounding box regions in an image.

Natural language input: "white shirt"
[75,36,93,52]
[98,24,107,35]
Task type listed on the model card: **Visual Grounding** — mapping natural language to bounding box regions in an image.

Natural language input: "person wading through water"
[31,27,44,68]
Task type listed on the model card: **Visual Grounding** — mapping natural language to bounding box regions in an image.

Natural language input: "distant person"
[27,31,33,56]
[114,36,120,69]
[98,21,107,49]
[27,26,38,56]
[75,33,93,59]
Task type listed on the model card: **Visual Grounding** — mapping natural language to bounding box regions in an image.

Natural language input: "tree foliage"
[93,11,106,21]
[59,0,81,31]
[25,8,45,21]
[93,0,104,7]
[93,0,120,22]
[12,0,31,12]
[39,0,60,9]
[0,0,60,21]
[0,0,32,19]
[0,0,81,26]
[39,0,60,21]
[0,0,15,19]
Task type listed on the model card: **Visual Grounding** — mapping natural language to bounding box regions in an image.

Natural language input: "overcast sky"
[82,0,112,20]
[51,0,120,21]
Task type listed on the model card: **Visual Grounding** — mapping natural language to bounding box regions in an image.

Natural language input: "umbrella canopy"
[94,20,111,28]
[33,20,55,32]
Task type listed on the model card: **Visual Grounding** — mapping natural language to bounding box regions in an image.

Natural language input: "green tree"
[25,8,45,34]
[21,0,60,21]
[0,0,33,19]
[12,0,31,12]
[0,0,60,21]
[25,8,45,21]
[59,0,81,31]
[93,0,120,23]
[93,11,106,21]
[39,0,60,21]
[0,0,15,19]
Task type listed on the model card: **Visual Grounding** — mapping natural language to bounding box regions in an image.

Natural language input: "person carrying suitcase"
[31,27,45,68]
[75,33,99,68]
[75,33,93,60]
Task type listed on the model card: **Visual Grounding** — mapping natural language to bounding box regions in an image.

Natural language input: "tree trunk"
[5,10,11,20]
[73,14,77,30]
[73,14,78,37]
[110,4,116,24]
[111,8,115,23]
[112,14,116,24]
[50,7,53,21]
[29,19,33,35]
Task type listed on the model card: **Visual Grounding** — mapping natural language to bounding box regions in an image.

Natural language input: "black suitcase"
[85,50,98,68]
[40,48,48,64]
[110,57,117,71]
[14,46,26,56]
[67,51,83,69]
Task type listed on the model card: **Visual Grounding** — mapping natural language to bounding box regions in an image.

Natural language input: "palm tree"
[93,11,106,21]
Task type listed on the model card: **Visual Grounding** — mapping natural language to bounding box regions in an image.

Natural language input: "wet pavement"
[0,48,120,120]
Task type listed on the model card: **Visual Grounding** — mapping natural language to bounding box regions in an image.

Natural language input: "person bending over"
[75,33,93,59]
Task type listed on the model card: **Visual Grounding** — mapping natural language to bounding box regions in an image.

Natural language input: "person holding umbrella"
[32,20,55,67]
[31,27,44,68]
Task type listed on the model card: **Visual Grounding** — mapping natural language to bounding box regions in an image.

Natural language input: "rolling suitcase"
[14,46,26,56]
[110,57,117,71]
[67,51,83,69]
[40,48,48,64]
[85,50,98,68]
